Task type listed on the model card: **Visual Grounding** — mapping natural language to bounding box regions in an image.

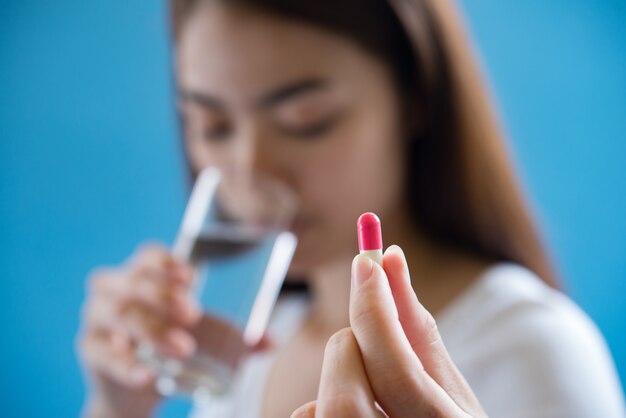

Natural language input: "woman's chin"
[285,243,347,279]
[286,253,312,278]
[285,243,326,279]
[285,223,352,278]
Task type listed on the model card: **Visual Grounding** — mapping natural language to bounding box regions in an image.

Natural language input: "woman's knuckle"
[118,301,142,325]
[135,242,169,265]
[352,294,386,327]
[420,401,446,418]
[87,267,111,293]
[133,275,157,297]
[423,310,441,347]
[128,307,165,340]
[377,367,422,408]
[155,287,174,306]
[144,282,183,314]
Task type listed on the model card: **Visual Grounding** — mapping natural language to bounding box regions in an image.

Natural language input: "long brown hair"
[169,0,558,288]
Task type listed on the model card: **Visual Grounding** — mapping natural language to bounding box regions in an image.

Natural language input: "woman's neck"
[305,253,353,337]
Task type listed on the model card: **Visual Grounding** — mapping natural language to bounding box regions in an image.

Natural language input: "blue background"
[1,0,624,416]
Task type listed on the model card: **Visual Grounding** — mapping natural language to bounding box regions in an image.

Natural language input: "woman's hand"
[291,245,487,418]
[76,244,201,418]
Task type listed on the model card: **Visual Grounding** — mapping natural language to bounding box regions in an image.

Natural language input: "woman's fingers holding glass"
[86,270,199,330]
[83,259,200,358]
[84,290,196,358]
[129,243,194,284]
[87,253,200,326]
[123,270,201,326]
[76,243,197,414]
[79,329,156,389]
[121,304,197,358]
[129,245,199,322]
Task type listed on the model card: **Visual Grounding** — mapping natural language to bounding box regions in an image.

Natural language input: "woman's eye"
[180,108,232,143]
[281,117,339,139]
[202,124,231,142]
[273,92,343,140]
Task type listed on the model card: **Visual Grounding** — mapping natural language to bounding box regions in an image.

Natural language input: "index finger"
[383,246,482,412]
[130,243,194,284]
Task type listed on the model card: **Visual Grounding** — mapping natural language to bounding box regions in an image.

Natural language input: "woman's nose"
[232,126,278,184]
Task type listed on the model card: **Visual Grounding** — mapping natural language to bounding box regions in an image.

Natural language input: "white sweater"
[191,262,626,418]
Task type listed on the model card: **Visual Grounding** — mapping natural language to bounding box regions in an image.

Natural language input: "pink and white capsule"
[357,212,383,265]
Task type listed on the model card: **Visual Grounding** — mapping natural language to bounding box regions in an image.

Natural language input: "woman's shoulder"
[437,262,626,417]
[438,262,602,346]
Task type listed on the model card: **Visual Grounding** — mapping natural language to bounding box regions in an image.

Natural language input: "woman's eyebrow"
[178,88,223,110]
[257,79,328,109]
[177,78,328,110]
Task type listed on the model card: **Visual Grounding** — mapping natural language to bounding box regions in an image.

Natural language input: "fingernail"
[386,245,409,281]
[386,244,405,260]
[351,254,374,288]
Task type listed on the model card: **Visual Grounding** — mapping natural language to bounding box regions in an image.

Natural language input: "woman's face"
[177,2,408,276]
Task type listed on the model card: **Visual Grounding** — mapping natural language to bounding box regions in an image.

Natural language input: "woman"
[78,0,625,417]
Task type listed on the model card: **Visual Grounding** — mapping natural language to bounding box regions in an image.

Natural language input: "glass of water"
[137,167,298,404]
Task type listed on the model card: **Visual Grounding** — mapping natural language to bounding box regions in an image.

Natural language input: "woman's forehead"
[176,3,385,107]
